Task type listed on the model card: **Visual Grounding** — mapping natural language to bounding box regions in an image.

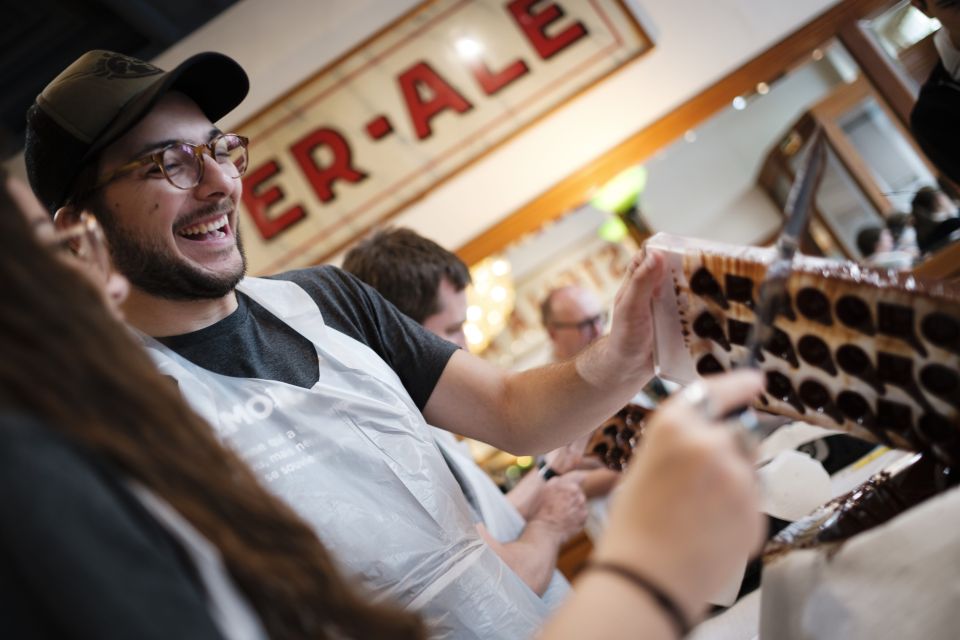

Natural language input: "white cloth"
[431,428,571,610]
[140,277,550,639]
[128,483,268,640]
[865,249,915,270]
[934,27,960,80]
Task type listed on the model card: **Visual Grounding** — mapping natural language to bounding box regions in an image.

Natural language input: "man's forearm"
[500,336,652,453]
[505,469,544,519]
[476,522,565,596]
[425,340,651,454]
[423,251,663,453]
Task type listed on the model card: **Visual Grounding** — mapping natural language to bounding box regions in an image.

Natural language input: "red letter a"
[399,61,473,140]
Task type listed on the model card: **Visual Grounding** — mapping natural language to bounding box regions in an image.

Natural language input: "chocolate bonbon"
[586,404,650,471]
[797,287,832,326]
[646,232,960,465]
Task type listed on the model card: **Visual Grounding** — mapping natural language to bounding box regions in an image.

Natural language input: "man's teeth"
[179,215,228,238]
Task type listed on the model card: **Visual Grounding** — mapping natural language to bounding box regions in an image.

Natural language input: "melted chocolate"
[811,453,951,545]
[763,327,800,368]
[797,287,833,326]
[920,364,960,407]
[798,380,843,424]
[876,352,931,410]
[919,414,960,465]
[727,318,752,346]
[878,302,927,357]
[766,371,805,414]
[696,353,725,376]
[836,295,875,335]
[724,274,755,308]
[797,335,837,375]
[836,344,885,394]
[690,267,729,309]
[917,413,958,447]
[693,311,731,351]
[876,399,918,447]
[837,391,876,430]
[921,312,960,355]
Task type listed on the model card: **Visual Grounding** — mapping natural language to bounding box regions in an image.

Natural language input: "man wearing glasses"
[541,286,610,362]
[24,50,664,638]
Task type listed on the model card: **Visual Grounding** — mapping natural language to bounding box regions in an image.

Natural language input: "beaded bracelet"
[587,561,691,637]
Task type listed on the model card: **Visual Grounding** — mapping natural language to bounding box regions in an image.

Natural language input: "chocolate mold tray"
[646,233,960,464]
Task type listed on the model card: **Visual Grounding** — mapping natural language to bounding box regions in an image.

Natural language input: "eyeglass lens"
[54,218,111,278]
[162,135,248,189]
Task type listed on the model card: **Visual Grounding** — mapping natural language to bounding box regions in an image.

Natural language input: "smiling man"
[24,50,664,639]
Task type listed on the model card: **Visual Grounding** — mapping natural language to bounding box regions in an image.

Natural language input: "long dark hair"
[0,174,424,639]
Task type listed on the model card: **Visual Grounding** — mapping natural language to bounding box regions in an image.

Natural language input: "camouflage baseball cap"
[24,49,249,214]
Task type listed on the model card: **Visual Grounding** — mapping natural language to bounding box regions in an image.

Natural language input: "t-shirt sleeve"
[273,266,459,410]
[0,414,226,640]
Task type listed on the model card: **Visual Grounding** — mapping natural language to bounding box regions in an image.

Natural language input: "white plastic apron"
[430,428,570,610]
[139,277,549,639]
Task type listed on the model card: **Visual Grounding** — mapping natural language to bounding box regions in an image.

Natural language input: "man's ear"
[53,205,83,230]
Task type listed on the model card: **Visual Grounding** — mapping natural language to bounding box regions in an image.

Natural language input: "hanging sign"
[238,0,653,273]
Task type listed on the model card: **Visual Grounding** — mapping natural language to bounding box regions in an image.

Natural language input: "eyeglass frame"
[92,133,250,191]
[547,310,609,332]
[48,213,112,278]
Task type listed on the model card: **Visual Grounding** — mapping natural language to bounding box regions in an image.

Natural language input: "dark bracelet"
[537,459,559,480]
[587,561,691,637]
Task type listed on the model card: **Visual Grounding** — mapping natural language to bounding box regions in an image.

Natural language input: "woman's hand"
[593,369,766,622]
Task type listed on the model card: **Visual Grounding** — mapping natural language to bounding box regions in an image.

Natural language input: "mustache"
[172,200,235,231]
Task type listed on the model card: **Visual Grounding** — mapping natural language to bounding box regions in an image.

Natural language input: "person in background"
[342,227,587,604]
[2,168,766,640]
[855,224,915,269]
[884,211,920,258]
[0,169,424,640]
[540,284,670,539]
[910,186,960,253]
[542,285,672,405]
[910,1,960,187]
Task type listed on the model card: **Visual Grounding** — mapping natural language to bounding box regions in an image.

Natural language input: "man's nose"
[195,153,237,199]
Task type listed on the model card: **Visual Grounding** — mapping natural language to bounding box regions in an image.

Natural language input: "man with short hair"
[343,227,588,605]
[541,285,609,362]
[25,50,663,638]
[910,185,960,253]
[542,284,670,404]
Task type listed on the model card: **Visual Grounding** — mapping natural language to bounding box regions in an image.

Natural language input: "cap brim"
[85,52,249,161]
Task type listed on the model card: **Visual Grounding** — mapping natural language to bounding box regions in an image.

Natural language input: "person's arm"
[579,466,621,499]
[540,370,766,639]
[503,468,547,519]
[424,251,665,454]
[477,475,587,595]
[506,435,590,518]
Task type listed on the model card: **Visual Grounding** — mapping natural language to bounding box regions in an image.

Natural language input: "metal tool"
[736,128,827,435]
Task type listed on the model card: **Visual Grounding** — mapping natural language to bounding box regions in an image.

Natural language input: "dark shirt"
[911,62,960,186]
[157,266,458,410]
[0,413,225,640]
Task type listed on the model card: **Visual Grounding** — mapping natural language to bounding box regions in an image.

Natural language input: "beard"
[96,202,247,301]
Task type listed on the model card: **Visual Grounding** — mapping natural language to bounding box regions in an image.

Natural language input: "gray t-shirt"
[157,266,457,410]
